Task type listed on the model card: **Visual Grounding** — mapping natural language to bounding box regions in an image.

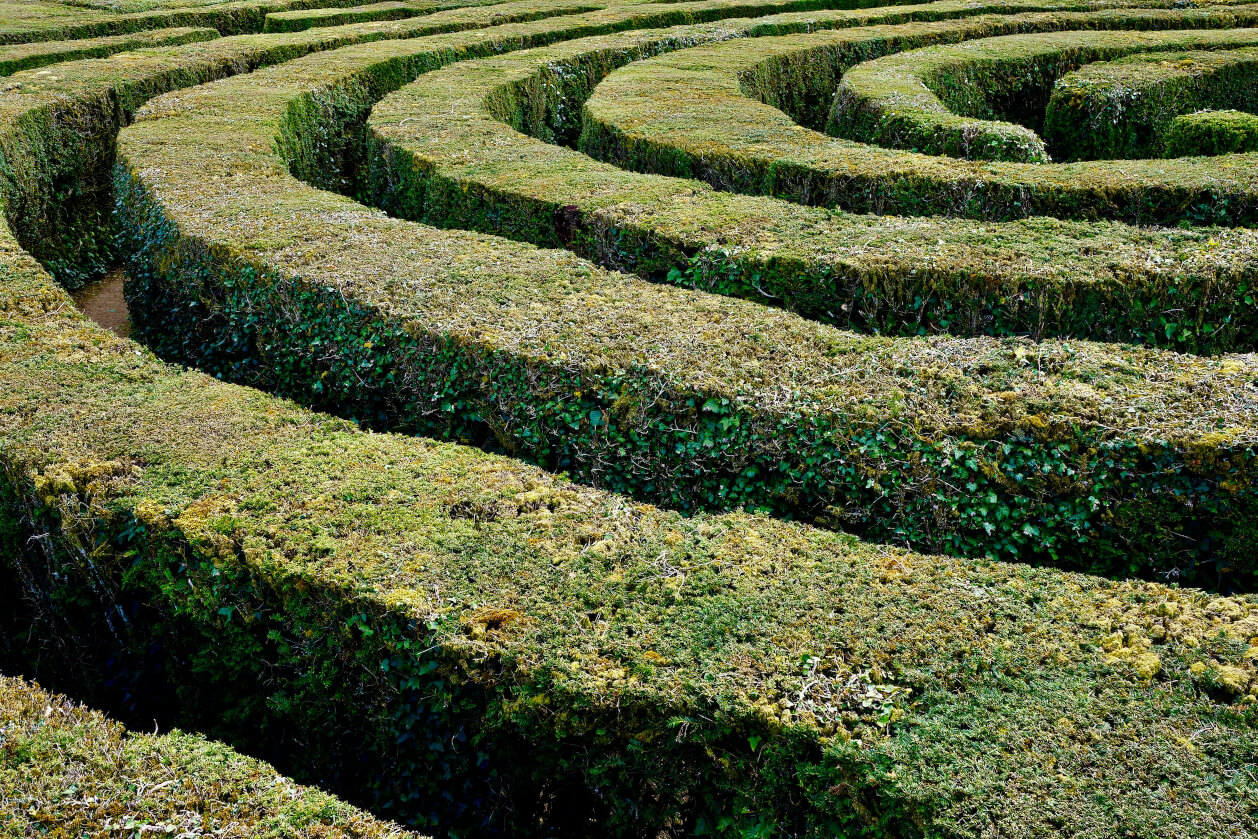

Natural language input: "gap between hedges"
[573,8,1258,228]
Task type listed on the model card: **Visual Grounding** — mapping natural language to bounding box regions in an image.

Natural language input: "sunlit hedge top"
[0,675,426,837]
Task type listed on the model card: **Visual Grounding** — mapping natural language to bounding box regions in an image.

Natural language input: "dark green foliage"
[1044,46,1258,159]
[363,15,1258,355]
[118,138,1258,588]
[2,2,1258,837]
[1165,107,1258,156]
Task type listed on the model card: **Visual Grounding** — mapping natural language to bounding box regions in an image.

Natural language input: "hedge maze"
[1,0,1257,836]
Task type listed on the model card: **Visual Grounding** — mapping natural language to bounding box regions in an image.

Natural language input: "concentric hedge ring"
[581,13,1258,225]
[1,1,1257,837]
[828,27,1258,162]
[114,3,1258,588]
[362,8,1258,351]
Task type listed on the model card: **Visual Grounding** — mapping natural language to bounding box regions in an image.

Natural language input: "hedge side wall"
[1165,106,1258,154]
[1044,46,1258,158]
[828,27,1258,162]
[0,0,624,290]
[0,4,1256,838]
[0,25,219,75]
[574,8,1258,227]
[265,1,429,32]
[2,233,1257,836]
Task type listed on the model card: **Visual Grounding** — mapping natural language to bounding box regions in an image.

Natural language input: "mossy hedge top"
[0,675,426,837]
[366,8,1258,351]
[5,226,1258,834]
[580,11,1258,223]
[1044,44,1258,158]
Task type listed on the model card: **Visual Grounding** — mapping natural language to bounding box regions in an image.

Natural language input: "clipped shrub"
[0,0,631,290]
[1164,106,1258,155]
[3,237,1258,836]
[0,0,371,43]
[577,8,1258,229]
[828,27,1258,161]
[362,10,1258,353]
[264,1,428,33]
[0,25,219,75]
[113,19,1258,586]
[1,3,1257,837]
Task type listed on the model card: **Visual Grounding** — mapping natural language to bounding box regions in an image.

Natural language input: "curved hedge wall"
[357,10,1258,354]
[1,1,1257,837]
[3,238,1258,834]
[579,16,1258,224]
[107,5,1257,586]
[828,27,1258,162]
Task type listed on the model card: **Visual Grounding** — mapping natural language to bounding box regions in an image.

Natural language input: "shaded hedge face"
[1045,46,1258,159]
[1,0,1258,837]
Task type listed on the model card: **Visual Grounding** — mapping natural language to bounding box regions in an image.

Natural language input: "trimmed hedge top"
[2,0,1258,834]
[3,221,1258,833]
[0,0,380,43]
[0,675,425,837]
[1165,106,1258,154]
[264,2,431,32]
[0,24,219,75]
[830,26,1258,161]
[363,6,1258,354]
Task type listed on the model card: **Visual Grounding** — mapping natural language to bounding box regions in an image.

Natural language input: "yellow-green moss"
[362,7,1258,353]
[578,8,1258,227]
[1045,45,1258,158]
